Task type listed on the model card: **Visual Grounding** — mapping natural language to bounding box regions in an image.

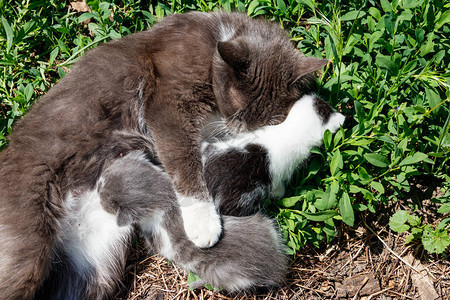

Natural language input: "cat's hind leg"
[37,187,133,299]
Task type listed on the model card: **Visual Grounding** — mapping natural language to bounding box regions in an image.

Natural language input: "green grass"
[1,0,449,255]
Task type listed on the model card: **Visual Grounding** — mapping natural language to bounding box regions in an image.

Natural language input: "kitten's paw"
[180,201,222,248]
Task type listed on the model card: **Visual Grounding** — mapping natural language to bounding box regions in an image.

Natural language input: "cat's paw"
[180,200,222,248]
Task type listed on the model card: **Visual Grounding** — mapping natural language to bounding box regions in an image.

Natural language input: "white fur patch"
[139,211,176,261]
[178,199,222,248]
[218,23,235,42]
[206,94,345,194]
[60,189,132,284]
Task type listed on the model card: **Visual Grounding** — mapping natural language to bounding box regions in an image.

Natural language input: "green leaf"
[388,118,397,136]
[341,10,366,21]
[78,12,97,23]
[49,47,59,65]
[438,218,450,230]
[438,203,450,214]
[333,129,344,147]
[405,227,423,243]
[364,153,389,168]
[420,33,435,56]
[354,203,368,211]
[297,0,315,11]
[323,129,332,150]
[407,214,421,227]
[422,226,450,254]
[399,152,428,166]
[277,0,286,13]
[330,149,343,176]
[368,7,381,20]
[380,0,392,12]
[339,192,354,227]
[384,14,396,35]
[278,196,301,208]
[401,0,423,9]
[358,166,372,182]
[375,54,397,75]
[370,181,385,194]
[1,17,14,53]
[349,138,373,146]
[58,67,66,79]
[405,233,415,244]
[389,210,410,233]
[425,88,441,114]
[301,210,338,222]
[436,9,450,30]
[354,100,365,123]
[247,0,260,15]
[315,185,337,210]
[24,84,33,102]
[187,271,202,290]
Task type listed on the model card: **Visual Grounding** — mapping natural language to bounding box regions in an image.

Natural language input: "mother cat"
[0,11,327,299]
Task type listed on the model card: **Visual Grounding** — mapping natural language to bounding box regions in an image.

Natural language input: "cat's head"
[212,19,328,133]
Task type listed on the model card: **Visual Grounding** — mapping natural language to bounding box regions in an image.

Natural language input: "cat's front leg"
[177,194,222,248]
[147,109,222,248]
[169,159,222,248]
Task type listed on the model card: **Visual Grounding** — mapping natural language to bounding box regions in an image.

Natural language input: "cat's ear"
[293,57,329,83]
[217,40,249,74]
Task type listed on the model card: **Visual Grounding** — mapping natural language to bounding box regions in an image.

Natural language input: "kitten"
[202,94,345,216]
[36,151,287,298]
[0,11,326,298]
[101,152,287,293]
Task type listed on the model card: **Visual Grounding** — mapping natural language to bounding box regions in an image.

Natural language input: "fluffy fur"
[34,151,287,298]
[0,12,328,298]
[202,94,345,216]
[100,152,287,292]
[30,94,341,298]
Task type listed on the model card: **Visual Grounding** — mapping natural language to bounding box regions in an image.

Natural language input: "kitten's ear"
[217,40,249,74]
[293,57,329,83]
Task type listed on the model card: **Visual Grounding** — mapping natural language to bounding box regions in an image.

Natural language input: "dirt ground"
[115,177,449,300]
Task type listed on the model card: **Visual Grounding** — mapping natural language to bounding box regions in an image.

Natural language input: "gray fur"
[0,11,325,298]
[99,152,287,292]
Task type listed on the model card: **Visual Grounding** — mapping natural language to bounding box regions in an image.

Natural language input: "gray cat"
[35,150,287,298]
[35,94,344,298]
[0,11,329,299]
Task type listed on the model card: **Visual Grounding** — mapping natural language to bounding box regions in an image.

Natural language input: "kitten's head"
[212,18,328,133]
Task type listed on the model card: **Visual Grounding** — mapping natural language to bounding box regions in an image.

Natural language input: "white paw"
[180,201,222,248]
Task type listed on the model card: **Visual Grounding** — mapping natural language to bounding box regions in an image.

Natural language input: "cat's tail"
[193,213,288,292]
[142,209,288,293]
[0,151,61,300]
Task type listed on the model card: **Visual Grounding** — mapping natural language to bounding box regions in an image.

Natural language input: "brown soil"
[113,229,449,300]
[115,177,449,300]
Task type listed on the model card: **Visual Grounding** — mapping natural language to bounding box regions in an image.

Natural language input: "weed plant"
[1,0,449,255]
